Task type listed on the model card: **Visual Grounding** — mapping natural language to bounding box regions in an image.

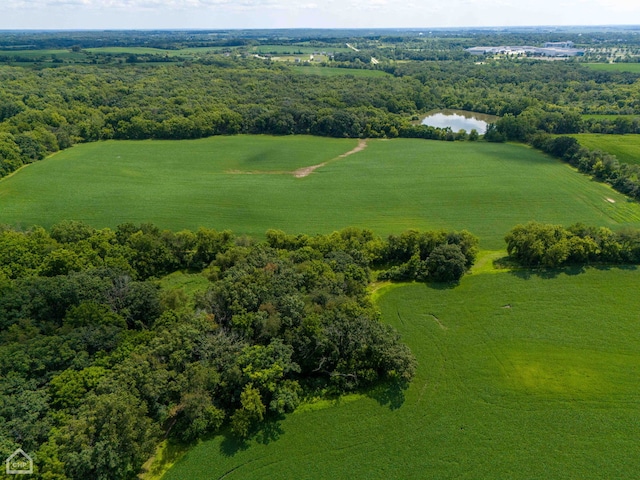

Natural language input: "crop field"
[161,267,640,479]
[0,48,87,62]
[583,63,640,73]
[289,66,391,77]
[86,46,230,55]
[570,133,640,165]
[252,45,351,54]
[0,47,232,64]
[2,136,640,249]
[581,114,639,121]
[85,47,174,55]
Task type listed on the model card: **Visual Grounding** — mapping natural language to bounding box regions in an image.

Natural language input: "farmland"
[2,136,640,249]
[570,133,640,165]
[251,45,351,54]
[290,66,391,77]
[162,267,640,479]
[583,63,640,73]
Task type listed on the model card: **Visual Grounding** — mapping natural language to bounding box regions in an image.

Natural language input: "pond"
[420,109,498,134]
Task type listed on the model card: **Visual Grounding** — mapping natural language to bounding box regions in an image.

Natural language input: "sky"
[1,0,639,30]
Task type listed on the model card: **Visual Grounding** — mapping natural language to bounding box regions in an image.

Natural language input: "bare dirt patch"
[226,139,369,178]
[427,313,448,330]
[292,139,368,178]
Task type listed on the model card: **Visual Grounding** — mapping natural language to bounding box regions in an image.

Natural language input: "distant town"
[467,41,584,57]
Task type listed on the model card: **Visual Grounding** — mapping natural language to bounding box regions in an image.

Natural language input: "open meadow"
[289,66,392,77]
[583,63,640,73]
[252,45,351,54]
[161,267,640,479]
[570,133,640,165]
[2,136,640,250]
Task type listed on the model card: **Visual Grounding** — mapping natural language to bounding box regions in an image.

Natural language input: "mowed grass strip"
[85,47,231,56]
[162,268,640,479]
[2,136,640,249]
[581,114,640,121]
[570,133,640,165]
[252,45,351,54]
[0,49,88,61]
[289,66,391,77]
[583,63,640,73]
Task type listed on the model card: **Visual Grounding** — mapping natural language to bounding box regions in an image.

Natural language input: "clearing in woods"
[2,136,640,249]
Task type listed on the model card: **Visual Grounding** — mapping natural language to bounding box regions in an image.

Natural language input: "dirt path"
[226,139,369,178]
[292,139,368,178]
[427,313,448,331]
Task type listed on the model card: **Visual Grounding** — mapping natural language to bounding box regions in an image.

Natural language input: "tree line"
[505,221,640,267]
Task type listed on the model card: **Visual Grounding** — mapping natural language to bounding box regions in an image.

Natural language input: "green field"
[582,114,639,120]
[86,46,230,56]
[252,45,350,54]
[570,133,640,165]
[2,136,640,249]
[0,48,87,62]
[0,46,232,63]
[583,63,640,73]
[162,267,640,479]
[289,66,391,77]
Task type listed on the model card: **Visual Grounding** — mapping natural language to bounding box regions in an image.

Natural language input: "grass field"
[86,46,230,56]
[0,47,231,63]
[161,267,640,479]
[0,48,87,62]
[252,45,351,54]
[289,66,391,77]
[570,133,640,165]
[583,63,640,73]
[85,47,174,55]
[2,136,640,249]
[582,114,639,121]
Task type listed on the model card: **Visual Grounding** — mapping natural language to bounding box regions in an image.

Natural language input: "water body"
[420,110,498,134]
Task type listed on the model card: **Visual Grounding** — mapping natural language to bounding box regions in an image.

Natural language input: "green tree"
[425,243,467,282]
[53,391,159,480]
[230,384,266,438]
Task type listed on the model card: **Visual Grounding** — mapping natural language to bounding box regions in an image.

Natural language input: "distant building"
[545,41,575,48]
[467,44,583,57]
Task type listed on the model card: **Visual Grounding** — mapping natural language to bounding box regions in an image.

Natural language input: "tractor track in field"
[226,139,368,178]
[292,139,368,178]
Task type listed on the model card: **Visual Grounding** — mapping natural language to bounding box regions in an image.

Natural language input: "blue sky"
[1,0,639,30]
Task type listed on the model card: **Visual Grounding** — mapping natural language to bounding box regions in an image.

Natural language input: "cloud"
[1,0,639,28]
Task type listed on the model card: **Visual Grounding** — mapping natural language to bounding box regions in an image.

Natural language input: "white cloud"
[1,0,639,29]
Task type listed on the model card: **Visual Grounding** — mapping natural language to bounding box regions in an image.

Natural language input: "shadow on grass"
[425,280,459,290]
[141,439,193,480]
[365,380,408,411]
[508,265,585,280]
[219,434,250,458]
[219,416,285,457]
[506,262,638,280]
